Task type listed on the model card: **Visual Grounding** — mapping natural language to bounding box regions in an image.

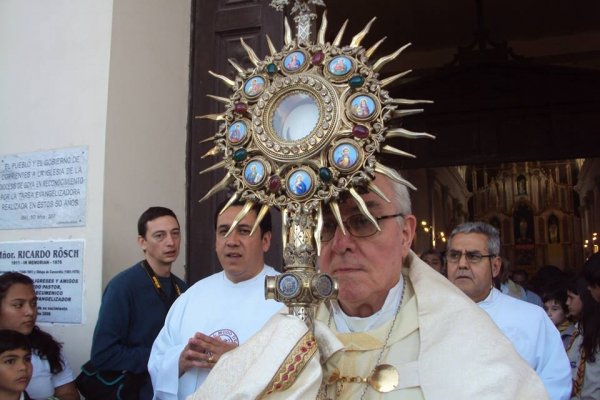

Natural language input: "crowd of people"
[1,175,600,399]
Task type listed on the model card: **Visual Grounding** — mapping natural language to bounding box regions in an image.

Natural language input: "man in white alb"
[148,200,282,400]
[446,221,572,400]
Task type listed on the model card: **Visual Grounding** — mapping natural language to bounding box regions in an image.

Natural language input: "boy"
[542,287,575,349]
[0,330,33,400]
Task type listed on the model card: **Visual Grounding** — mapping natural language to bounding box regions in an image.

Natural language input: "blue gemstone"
[348,75,365,88]
[233,149,248,162]
[266,63,277,75]
[319,167,333,182]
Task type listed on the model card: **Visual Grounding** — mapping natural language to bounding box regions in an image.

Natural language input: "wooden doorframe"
[186,0,284,283]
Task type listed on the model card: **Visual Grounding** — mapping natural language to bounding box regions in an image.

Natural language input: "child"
[0,272,78,399]
[0,329,33,400]
[543,286,575,349]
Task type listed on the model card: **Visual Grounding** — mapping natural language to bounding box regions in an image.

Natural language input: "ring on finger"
[208,355,215,363]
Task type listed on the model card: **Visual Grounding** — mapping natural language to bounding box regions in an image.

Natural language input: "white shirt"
[148,265,282,400]
[331,274,405,332]
[27,351,75,400]
[479,288,572,400]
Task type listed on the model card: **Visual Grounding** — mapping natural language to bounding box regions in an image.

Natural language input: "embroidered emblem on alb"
[210,328,240,345]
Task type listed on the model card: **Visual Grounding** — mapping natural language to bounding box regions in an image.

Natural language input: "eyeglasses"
[320,213,404,242]
[445,250,496,264]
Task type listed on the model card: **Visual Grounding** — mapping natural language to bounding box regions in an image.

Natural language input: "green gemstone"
[319,167,333,182]
[266,63,277,75]
[348,75,365,88]
[233,149,248,162]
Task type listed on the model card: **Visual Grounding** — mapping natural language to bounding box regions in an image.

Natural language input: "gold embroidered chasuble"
[189,251,548,400]
[317,281,424,399]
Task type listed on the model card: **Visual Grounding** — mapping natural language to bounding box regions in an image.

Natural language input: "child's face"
[544,299,566,326]
[0,348,32,397]
[0,284,37,335]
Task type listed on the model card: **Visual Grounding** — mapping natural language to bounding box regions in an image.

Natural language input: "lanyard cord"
[141,260,182,306]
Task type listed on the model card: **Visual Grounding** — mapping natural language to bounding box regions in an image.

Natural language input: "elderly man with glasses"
[193,174,551,400]
[447,221,572,400]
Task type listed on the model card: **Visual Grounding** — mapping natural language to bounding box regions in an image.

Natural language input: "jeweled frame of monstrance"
[198,0,433,328]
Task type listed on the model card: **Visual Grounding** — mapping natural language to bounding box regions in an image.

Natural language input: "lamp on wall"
[583,232,598,254]
[420,220,446,248]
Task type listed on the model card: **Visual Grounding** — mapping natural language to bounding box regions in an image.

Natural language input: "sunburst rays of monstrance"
[197,2,434,327]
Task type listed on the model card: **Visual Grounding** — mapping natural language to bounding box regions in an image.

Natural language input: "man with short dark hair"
[148,200,282,400]
[90,207,187,399]
[446,221,571,400]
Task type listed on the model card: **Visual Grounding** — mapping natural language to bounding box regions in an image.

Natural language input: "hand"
[52,381,80,400]
[178,332,238,376]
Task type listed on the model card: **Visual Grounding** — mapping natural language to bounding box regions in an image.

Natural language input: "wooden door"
[187,0,284,283]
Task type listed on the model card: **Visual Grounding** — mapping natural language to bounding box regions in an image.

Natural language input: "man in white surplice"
[447,221,572,400]
[148,200,282,400]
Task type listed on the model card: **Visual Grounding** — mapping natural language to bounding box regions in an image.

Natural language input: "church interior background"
[189,0,600,282]
[404,159,599,277]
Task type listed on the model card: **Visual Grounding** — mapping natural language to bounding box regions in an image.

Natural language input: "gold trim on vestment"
[259,330,318,398]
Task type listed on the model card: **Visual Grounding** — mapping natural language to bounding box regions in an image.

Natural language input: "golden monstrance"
[197,0,433,329]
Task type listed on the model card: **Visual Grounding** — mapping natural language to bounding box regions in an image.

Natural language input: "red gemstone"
[268,175,281,192]
[288,365,295,371]
[352,124,369,139]
[283,374,289,381]
[311,51,325,65]
[234,102,247,114]
[295,355,302,362]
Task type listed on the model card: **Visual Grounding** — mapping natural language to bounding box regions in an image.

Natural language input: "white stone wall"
[0,0,190,376]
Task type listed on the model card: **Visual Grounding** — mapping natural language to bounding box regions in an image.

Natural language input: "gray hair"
[447,221,500,256]
[388,174,412,216]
